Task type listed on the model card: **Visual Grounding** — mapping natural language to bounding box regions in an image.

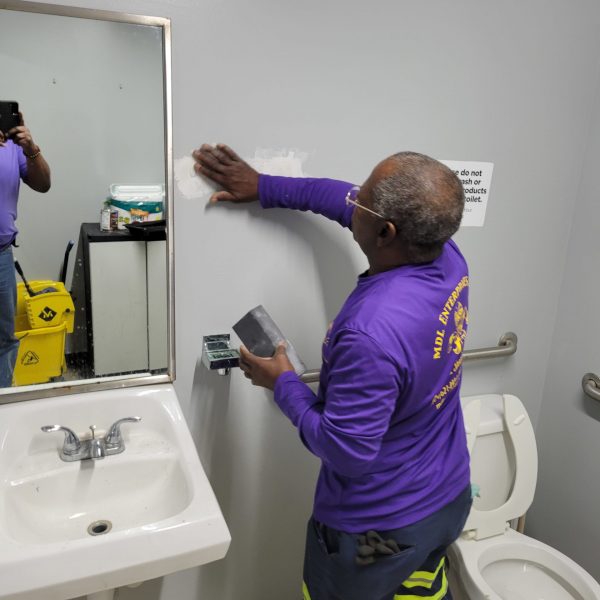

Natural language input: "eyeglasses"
[345,185,387,220]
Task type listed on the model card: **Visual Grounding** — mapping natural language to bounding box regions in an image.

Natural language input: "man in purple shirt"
[193,144,471,600]
[0,112,51,387]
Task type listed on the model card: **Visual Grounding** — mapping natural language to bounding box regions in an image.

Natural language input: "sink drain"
[87,519,112,536]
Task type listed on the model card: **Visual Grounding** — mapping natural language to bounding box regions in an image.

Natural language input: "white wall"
[527,68,600,577]
[30,0,600,598]
[2,10,164,283]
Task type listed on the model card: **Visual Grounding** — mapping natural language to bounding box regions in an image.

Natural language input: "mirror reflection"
[0,6,169,395]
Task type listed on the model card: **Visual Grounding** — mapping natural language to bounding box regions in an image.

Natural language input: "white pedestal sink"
[0,384,231,600]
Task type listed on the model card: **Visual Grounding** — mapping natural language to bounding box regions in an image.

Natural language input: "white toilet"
[447,393,600,600]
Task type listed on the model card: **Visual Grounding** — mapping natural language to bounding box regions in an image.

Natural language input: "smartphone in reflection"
[0,101,20,136]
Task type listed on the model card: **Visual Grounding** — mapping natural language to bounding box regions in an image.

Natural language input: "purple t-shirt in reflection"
[258,174,470,533]
[0,140,27,248]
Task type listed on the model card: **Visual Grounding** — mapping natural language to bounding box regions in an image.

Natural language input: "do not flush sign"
[441,160,494,227]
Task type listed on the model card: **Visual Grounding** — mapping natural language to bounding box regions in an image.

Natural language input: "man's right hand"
[192,143,259,204]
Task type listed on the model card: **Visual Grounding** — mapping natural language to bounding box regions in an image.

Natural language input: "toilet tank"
[461,394,518,511]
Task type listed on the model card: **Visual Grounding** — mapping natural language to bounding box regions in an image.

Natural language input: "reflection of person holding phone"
[0,109,51,386]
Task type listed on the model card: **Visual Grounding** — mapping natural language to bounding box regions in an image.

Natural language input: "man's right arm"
[258,175,354,229]
[193,143,355,229]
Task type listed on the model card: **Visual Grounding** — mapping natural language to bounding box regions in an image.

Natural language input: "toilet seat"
[461,394,537,540]
[450,394,600,599]
[449,528,600,600]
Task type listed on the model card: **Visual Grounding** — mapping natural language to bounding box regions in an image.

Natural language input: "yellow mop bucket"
[13,281,74,385]
[11,247,76,386]
[13,321,68,386]
[16,281,75,333]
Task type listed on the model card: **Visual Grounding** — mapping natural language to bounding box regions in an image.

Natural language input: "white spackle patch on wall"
[248,148,308,177]
[174,147,308,200]
[174,155,217,199]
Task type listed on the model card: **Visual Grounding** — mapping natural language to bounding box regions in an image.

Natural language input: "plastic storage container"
[108,184,165,230]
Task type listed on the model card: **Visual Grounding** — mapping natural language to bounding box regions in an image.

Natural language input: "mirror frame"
[0,0,175,404]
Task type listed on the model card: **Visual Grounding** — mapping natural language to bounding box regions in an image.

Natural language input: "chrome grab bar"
[463,331,518,362]
[299,331,518,384]
[299,369,322,384]
[582,373,600,402]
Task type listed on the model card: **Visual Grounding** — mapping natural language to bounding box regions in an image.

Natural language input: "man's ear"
[377,221,397,247]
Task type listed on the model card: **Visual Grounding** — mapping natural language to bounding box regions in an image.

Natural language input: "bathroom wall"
[2,11,164,282]
[31,0,600,597]
[526,71,600,578]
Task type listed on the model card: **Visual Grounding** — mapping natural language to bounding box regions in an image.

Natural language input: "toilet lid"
[462,394,538,540]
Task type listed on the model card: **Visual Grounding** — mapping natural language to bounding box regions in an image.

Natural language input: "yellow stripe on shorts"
[302,581,312,600]
[401,557,445,589]
[395,560,448,600]
[302,557,448,600]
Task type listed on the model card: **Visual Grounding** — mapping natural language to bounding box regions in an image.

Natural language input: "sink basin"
[0,384,231,599]
[5,452,190,545]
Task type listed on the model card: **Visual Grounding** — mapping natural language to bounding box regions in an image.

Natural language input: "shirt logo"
[430,276,469,410]
[433,276,469,360]
[447,301,467,356]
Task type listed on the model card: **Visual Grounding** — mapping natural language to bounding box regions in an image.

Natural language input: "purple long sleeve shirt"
[0,140,27,249]
[259,174,470,533]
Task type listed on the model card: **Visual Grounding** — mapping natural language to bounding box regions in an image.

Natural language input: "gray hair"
[372,152,464,255]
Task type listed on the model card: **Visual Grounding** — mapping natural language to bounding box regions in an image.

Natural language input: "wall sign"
[441,160,494,227]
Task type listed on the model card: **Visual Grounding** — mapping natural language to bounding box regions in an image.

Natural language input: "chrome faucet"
[105,417,141,454]
[40,425,81,460]
[41,416,141,462]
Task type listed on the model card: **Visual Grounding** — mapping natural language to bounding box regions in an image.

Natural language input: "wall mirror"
[0,1,173,403]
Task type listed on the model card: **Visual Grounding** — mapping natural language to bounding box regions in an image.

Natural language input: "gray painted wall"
[30,0,600,598]
[2,10,164,283]
[527,66,600,578]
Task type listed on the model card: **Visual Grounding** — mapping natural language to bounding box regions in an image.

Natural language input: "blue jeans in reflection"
[0,246,18,387]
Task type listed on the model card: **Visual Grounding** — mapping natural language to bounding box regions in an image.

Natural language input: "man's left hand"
[239,343,295,391]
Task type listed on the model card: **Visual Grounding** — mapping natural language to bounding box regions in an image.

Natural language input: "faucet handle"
[41,425,82,456]
[105,416,141,449]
